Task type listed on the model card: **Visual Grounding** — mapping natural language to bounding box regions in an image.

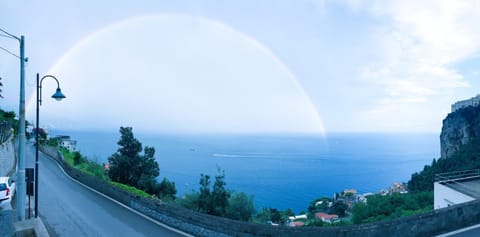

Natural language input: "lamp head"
[51,88,66,101]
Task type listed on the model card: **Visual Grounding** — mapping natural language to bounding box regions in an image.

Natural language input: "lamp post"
[35,73,66,218]
[0,28,27,221]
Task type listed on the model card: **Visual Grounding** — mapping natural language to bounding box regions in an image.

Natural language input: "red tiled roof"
[290,221,305,227]
[315,212,339,220]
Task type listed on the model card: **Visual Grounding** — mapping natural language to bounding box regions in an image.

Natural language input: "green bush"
[73,151,82,166]
[110,181,152,198]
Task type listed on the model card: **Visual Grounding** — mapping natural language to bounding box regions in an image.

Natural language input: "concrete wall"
[42,146,480,237]
[434,182,475,209]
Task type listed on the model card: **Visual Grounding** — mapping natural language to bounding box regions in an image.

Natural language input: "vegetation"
[254,207,291,224]
[0,109,17,141]
[408,138,480,192]
[108,126,176,199]
[178,168,256,221]
[226,192,255,221]
[351,192,432,224]
[197,168,230,215]
[0,110,16,121]
[47,137,59,147]
[59,147,107,180]
[349,127,480,224]
[110,181,152,198]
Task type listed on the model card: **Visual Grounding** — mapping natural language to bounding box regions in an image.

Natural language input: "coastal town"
[284,182,409,227]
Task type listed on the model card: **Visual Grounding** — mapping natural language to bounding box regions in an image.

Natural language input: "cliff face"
[440,105,480,158]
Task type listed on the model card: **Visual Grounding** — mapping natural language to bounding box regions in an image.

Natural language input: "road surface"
[25,144,187,237]
[438,224,480,237]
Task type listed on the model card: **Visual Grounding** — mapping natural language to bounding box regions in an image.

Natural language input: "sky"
[1,0,479,135]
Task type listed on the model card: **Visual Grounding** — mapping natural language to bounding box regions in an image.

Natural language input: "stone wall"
[42,146,480,237]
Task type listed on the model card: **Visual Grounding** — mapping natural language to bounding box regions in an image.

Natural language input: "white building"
[434,170,480,209]
[451,95,480,112]
[56,135,77,152]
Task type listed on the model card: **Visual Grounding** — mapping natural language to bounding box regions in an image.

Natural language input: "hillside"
[409,104,480,192]
[440,105,480,159]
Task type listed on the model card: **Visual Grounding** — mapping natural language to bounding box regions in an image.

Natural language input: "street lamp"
[35,73,65,218]
[0,27,27,221]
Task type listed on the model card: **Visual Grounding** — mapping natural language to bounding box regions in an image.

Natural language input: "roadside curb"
[13,217,49,237]
[42,148,193,237]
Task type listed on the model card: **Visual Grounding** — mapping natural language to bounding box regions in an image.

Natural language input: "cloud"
[310,0,364,14]
[351,0,480,131]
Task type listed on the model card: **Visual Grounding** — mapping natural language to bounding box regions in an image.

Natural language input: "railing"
[435,169,480,182]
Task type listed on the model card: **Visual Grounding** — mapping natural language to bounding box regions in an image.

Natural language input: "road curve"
[26,144,187,237]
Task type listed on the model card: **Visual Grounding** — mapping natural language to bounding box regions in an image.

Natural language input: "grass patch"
[58,147,107,180]
[110,181,152,198]
[57,146,153,199]
[59,147,75,166]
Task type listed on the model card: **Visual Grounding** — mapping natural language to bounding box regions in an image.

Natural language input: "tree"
[211,168,230,216]
[47,137,59,147]
[270,208,282,224]
[108,127,161,194]
[284,208,295,217]
[332,200,348,217]
[158,178,177,200]
[308,197,330,212]
[196,168,231,216]
[198,174,212,213]
[73,151,83,166]
[226,192,255,221]
[177,191,199,210]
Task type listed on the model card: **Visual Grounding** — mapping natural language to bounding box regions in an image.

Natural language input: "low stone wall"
[41,146,480,237]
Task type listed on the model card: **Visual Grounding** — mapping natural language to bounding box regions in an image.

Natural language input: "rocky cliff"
[440,104,480,158]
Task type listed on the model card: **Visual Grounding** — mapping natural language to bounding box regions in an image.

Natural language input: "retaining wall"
[42,146,480,237]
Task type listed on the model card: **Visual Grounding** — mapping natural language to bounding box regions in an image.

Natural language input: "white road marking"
[43,152,194,237]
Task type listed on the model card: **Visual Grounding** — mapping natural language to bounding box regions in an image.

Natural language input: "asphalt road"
[439,224,480,237]
[25,144,187,237]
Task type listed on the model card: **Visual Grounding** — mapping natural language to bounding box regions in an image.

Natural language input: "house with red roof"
[315,212,339,223]
[288,221,305,227]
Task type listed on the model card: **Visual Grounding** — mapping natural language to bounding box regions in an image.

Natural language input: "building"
[434,170,480,209]
[315,212,339,223]
[389,182,408,194]
[358,193,373,203]
[288,214,307,222]
[343,189,357,195]
[287,214,307,227]
[451,95,480,112]
[56,135,77,152]
[288,221,305,227]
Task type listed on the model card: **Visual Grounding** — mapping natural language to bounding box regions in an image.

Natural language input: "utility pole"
[0,28,28,221]
[17,35,26,221]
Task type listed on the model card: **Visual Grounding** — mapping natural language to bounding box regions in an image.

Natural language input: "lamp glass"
[51,88,66,101]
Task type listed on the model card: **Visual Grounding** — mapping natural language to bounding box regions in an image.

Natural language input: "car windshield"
[0,183,6,191]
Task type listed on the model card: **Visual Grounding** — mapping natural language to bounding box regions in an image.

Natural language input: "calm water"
[50,131,439,213]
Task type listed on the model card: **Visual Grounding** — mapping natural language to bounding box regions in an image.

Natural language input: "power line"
[0,45,20,59]
[0,28,20,41]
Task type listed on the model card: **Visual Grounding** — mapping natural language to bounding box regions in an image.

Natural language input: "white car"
[0,176,15,202]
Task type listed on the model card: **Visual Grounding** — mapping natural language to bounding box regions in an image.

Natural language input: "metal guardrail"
[435,169,480,182]
[435,169,480,199]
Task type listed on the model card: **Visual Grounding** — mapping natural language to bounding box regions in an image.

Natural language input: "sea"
[50,131,439,213]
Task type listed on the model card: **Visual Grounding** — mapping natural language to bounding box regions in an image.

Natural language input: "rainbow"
[27,13,327,136]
